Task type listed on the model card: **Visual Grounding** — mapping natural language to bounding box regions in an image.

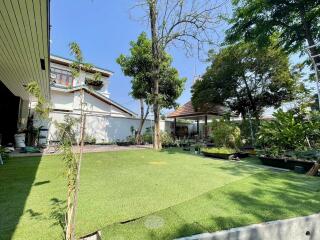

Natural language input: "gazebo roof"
[167,101,226,119]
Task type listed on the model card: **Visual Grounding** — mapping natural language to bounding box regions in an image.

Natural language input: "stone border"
[175,213,320,240]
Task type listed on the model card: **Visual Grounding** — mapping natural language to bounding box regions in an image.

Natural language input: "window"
[50,67,73,87]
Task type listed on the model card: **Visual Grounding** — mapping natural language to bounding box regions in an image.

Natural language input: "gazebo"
[167,101,226,139]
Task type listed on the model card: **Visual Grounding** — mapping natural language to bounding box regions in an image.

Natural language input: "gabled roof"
[50,55,113,77]
[51,85,137,117]
[167,101,226,118]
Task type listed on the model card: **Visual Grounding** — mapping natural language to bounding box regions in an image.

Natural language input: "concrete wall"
[45,111,158,143]
[51,90,74,111]
[176,213,320,240]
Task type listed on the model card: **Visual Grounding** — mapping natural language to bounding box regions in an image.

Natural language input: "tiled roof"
[167,101,226,118]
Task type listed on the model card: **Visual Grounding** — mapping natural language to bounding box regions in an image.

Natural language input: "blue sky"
[50,0,227,115]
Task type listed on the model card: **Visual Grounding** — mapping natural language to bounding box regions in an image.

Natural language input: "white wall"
[45,111,156,143]
[51,90,74,111]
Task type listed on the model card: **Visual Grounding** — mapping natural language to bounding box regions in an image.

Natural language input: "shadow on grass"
[0,156,41,239]
[50,198,66,238]
[104,171,320,240]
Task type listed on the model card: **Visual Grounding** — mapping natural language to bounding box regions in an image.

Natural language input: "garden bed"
[201,147,249,160]
[259,156,315,172]
[202,151,235,159]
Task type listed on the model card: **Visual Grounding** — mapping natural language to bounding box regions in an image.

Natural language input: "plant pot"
[259,156,315,172]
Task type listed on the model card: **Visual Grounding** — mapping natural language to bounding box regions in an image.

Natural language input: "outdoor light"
[40,58,46,70]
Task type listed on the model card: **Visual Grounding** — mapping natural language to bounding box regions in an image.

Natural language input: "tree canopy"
[191,41,302,118]
[226,0,320,54]
[117,32,186,109]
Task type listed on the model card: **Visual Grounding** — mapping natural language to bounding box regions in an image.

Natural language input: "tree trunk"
[242,75,258,118]
[135,99,149,144]
[149,0,162,150]
[306,163,319,176]
[65,176,74,240]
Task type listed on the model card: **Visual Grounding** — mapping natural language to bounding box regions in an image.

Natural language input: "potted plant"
[85,72,103,90]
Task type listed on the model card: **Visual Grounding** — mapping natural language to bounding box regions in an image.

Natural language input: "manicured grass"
[1,149,320,240]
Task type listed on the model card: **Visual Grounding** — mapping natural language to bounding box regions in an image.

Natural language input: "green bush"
[84,135,96,144]
[142,127,153,144]
[257,109,320,156]
[238,119,260,145]
[211,119,241,149]
[160,131,174,146]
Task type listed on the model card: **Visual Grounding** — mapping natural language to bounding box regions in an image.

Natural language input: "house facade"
[41,55,156,144]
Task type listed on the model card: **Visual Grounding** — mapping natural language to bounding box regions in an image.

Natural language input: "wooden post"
[204,115,208,139]
[197,119,199,136]
[174,118,177,138]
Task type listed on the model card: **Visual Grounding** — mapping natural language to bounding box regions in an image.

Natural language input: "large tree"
[117,32,186,143]
[226,0,320,102]
[226,0,320,55]
[137,0,221,149]
[191,41,302,119]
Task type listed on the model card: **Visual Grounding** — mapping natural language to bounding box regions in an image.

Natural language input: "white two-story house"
[44,55,153,144]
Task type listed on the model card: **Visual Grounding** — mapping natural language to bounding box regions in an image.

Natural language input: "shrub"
[238,119,260,146]
[142,127,153,144]
[257,109,320,156]
[211,119,241,149]
[84,135,96,145]
[54,115,79,144]
[160,131,174,147]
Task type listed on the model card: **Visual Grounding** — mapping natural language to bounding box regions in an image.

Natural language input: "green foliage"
[130,126,135,136]
[192,41,301,118]
[211,119,241,149]
[160,131,174,146]
[142,127,153,144]
[238,119,260,146]
[69,41,102,89]
[126,135,136,145]
[25,81,50,119]
[257,109,320,156]
[117,32,186,108]
[226,0,320,53]
[54,115,79,191]
[54,115,79,144]
[84,135,96,145]
[201,147,237,154]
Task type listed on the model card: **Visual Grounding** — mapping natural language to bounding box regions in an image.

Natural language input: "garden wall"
[34,111,173,143]
[176,213,320,240]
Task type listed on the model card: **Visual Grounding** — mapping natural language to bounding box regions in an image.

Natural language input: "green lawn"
[1,149,320,240]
